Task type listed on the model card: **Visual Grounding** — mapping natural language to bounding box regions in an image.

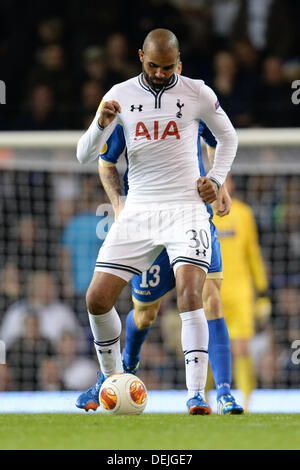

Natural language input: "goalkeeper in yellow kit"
[213,174,271,410]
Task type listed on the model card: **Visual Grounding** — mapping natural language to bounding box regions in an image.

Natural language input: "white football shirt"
[77,73,237,205]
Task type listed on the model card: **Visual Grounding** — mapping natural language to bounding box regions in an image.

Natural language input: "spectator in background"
[38,357,64,391]
[0,364,13,392]
[129,0,184,49]
[80,45,124,92]
[26,43,73,116]
[209,0,240,51]
[212,50,253,127]
[7,214,54,274]
[52,172,80,228]
[273,285,300,387]
[105,33,140,81]
[6,311,55,391]
[254,56,296,127]
[81,46,108,87]
[12,84,63,131]
[255,348,279,388]
[35,17,65,50]
[82,46,108,84]
[169,0,213,79]
[73,80,104,130]
[56,332,98,390]
[60,176,111,306]
[231,0,293,58]
[0,271,84,350]
[232,38,260,98]
[0,262,22,317]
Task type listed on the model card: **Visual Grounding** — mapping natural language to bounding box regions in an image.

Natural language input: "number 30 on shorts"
[186,229,210,251]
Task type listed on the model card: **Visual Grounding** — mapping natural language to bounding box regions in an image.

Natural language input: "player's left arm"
[76,89,121,164]
[198,84,238,189]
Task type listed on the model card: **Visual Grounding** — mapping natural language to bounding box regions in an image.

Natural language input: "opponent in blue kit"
[76,118,243,415]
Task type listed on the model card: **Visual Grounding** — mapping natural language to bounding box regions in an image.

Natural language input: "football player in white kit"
[76,29,238,414]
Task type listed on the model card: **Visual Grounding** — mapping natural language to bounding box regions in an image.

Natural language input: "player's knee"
[177,286,202,312]
[176,265,205,312]
[134,303,159,329]
[203,293,223,319]
[135,314,155,330]
[86,286,113,315]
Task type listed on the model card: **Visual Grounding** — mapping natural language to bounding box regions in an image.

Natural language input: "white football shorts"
[95,202,211,282]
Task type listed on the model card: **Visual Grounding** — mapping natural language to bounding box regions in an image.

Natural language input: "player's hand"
[214,184,232,217]
[98,101,121,128]
[254,295,272,330]
[197,177,218,203]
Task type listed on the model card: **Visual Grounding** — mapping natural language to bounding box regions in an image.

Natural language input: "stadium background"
[0,0,299,406]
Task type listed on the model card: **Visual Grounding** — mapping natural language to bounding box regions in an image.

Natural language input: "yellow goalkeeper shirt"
[213,198,268,304]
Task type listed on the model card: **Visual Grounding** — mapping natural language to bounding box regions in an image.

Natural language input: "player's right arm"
[99,163,124,220]
[98,124,126,219]
[76,90,121,164]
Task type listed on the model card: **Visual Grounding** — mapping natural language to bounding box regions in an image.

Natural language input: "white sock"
[180,309,209,400]
[88,307,123,377]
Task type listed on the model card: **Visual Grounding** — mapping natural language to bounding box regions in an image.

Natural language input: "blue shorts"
[131,220,222,305]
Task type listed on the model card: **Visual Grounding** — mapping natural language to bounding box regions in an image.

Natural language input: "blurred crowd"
[0,0,300,130]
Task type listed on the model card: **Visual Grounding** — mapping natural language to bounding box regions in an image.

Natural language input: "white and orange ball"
[99,373,147,415]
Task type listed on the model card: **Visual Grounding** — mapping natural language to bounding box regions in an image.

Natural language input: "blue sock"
[123,309,150,368]
[208,318,231,400]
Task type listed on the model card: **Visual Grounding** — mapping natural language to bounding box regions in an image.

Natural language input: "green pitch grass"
[0,413,299,450]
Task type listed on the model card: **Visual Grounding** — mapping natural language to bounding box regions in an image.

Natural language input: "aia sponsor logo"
[134,120,180,140]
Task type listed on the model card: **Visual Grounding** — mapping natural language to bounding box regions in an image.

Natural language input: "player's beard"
[142,65,174,90]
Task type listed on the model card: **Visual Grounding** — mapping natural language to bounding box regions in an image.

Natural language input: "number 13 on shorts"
[140,264,161,288]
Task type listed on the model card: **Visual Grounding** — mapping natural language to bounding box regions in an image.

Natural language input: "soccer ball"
[99,373,147,415]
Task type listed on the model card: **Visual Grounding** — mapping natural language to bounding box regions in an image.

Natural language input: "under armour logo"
[131,104,143,112]
[186,357,198,365]
[196,249,206,257]
[98,349,112,354]
[176,99,184,118]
